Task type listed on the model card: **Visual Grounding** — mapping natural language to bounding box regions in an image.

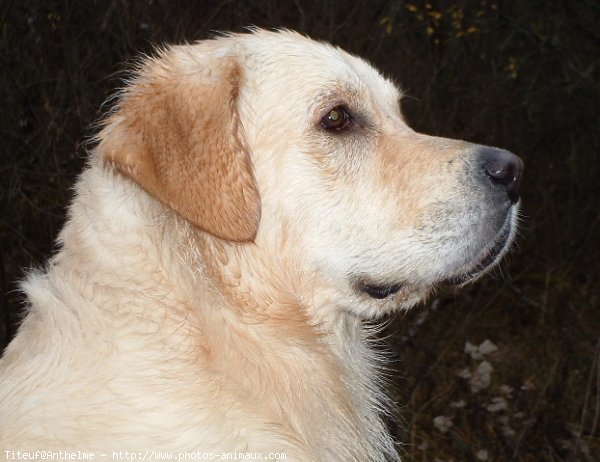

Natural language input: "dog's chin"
[444,206,518,287]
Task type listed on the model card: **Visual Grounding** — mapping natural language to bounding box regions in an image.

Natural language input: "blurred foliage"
[1,1,599,460]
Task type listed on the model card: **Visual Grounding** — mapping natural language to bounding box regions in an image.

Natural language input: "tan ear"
[99,49,260,242]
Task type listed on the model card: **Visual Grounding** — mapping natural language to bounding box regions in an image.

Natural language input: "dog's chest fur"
[0,163,397,461]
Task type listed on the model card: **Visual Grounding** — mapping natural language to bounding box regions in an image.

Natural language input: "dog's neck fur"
[19,160,397,460]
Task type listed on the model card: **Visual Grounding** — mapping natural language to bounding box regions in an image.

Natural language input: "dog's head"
[99,29,523,319]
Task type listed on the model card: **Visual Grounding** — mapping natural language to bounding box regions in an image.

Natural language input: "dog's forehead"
[238,30,401,106]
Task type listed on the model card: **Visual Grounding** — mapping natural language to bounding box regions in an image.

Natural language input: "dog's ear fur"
[98,47,260,242]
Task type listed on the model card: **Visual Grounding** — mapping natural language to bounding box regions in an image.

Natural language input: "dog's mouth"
[446,208,516,287]
[359,282,403,300]
[356,207,517,301]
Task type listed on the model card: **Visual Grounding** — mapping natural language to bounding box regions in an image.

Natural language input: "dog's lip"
[359,282,403,299]
[446,209,515,286]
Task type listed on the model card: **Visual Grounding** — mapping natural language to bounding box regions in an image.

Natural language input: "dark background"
[1,1,598,460]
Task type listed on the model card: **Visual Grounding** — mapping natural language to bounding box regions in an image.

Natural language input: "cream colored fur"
[0,30,520,461]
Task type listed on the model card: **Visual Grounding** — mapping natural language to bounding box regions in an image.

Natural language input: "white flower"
[499,384,514,396]
[465,339,498,360]
[486,396,508,412]
[501,424,515,437]
[457,367,472,379]
[476,449,489,460]
[433,415,453,433]
[469,360,493,393]
[464,341,480,359]
[499,415,516,437]
[478,339,498,356]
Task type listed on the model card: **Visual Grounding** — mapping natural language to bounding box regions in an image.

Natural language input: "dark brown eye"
[321,106,352,131]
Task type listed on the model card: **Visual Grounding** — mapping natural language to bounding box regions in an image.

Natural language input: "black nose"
[480,147,524,204]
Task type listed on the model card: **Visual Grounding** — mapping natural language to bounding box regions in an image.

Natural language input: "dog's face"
[101,30,522,319]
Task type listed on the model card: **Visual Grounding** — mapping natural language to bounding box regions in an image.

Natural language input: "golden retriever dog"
[0,29,523,460]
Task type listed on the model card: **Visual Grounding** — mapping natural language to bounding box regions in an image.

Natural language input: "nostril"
[480,148,524,204]
[484,157,517,185]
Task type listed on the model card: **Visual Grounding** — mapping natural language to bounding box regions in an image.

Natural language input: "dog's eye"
[321,106,352,131]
